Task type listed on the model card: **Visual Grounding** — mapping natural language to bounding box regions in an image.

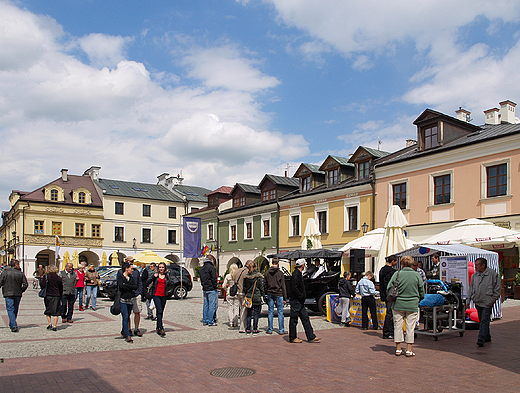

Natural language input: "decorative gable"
[45,185,64,202]
[72,187,92,204]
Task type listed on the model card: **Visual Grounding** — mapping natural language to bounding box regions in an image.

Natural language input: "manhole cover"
[210,367,256,378]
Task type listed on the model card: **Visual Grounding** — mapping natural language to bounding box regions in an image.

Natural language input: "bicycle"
[32,277,40,290]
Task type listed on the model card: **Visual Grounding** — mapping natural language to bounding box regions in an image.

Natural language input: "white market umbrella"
[375,205,410,275]
[421,218,520,249]
[340,228,415,258]
[301,218,322,250]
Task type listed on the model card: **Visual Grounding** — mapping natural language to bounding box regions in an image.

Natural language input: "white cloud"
[77,33,133,69]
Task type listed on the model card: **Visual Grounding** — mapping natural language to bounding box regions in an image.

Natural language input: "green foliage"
[514,272,520,286]
[307,239,313,250]
[194,265,201,277]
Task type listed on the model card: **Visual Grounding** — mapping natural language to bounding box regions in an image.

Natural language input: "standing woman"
[222,263,239,328]
[75,264,86,311]
[117,262,137,343]
[84,264,100,310]
[146,262,173,337]
[243,261,265,335]
[40,265,63,331]
[387,255,425,357]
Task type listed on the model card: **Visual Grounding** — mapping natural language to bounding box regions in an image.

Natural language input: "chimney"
[455,107,471,122]
[499,100,516,124]
[406,139,417,147]
[157,173,169,187]
[83,166,101,180]
[484,108,500,125]
[61,168,68,182]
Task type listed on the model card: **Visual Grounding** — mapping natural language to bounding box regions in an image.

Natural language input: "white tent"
[340,228,414,258]
[301,218,322,250]
[375,205,410,275]
[421,218,520,250]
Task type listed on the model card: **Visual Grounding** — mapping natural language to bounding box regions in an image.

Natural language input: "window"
[75,223,85,237]
[270,189,276,200]
[142,228,151,243]
[328,168,338,186]
[348,206,358,231]
[246,222,252,239]
[487,164,507,197]
[208,224,214,240]
[434,174,451,204]
[169,207,177,219]
[233,197,245,208]
[262,190,277,202]
[262,191,269,202]
[230,225,237,241]
[78,192,86,204]
[52,222,62,236]
[317,211,327,234]
[291,215,300,236]
[424,125,438,150]
[143,204,151,217]
[393,183,407,209]
[50,189,58,201]
[209,196,219,207]
[358,161,370,179]
[92,224,100,238]
[34,221,44,235]
[168,230,177,244]
[115,202,124,215]
[190,207,199,212]
[114,226,124,242]
[263,219,270,237]
[302,176,311,192]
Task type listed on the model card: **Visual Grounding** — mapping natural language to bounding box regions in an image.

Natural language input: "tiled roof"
[361,146,390,158]
[207,186,233,196]
[330,155,354,167]
[96,179,183,202]
[279,177,372,202]
[171,184,211,202]
[263,174,299,187]
[234,183,261,195]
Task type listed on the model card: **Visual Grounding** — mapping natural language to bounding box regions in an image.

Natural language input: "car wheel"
[317,292,336,315]
[173,285,188,299]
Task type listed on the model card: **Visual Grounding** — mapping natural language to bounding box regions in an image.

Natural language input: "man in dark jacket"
[199,255,218,326]
[289,259,320,343]
[264,257,287,335]
[60,263,77,323]
[379,255,397,339]
[0,259,28,332]
[338,271,355,326]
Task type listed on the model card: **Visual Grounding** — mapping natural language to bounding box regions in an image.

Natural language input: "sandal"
[405,351,416,357]
[395,349,402,356]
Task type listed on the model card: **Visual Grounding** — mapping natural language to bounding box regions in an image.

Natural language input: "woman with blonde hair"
[222,263,240,328]
[387,255,425,357]
[84,264,100,310]
[40,265,63,331]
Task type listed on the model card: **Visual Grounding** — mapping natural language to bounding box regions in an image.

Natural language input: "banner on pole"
[183,217,202,258]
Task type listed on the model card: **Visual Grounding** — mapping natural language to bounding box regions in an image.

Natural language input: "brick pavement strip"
[1,284,520,392]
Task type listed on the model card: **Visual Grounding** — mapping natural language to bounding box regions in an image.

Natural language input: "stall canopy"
[132,250,171,265]
[340,228,415,258]
[267,249,343,260]
[395,244,501,319]
[421,218,520,250]
[375,205,410,275]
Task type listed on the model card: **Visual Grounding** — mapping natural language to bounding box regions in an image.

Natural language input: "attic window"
[110,185,119,189]
[301,176,311,192]
[51,189,58,201]
[358,161,370,179]
[327,168,339,186]
[423,125,438,150]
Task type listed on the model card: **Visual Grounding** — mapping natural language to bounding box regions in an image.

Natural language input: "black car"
[99,264,193,300]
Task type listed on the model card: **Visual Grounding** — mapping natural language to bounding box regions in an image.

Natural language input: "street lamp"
[11,231,16,260]
[361,222,369,235]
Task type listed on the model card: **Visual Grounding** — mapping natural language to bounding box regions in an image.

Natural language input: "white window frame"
[207,222,215,241]
[141,226,152,244]
[229,219,237,242]
[289,208,301,237]
[244,216,253,240]
[261,213,271,238]
[314,203,329,234]
[388,179,409,210]
[167,228,177,244]
[344,198,360,232]
[429,170,454,206]
[114,222,125,242]
[481,158,511,200]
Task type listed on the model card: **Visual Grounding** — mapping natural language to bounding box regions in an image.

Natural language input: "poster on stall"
[440,255,469,298]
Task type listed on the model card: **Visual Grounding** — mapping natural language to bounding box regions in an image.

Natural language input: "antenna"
[377,138,382,151]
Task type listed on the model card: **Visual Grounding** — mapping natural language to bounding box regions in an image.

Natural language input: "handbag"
[38,277,47,298]
[386,271,400,302]
[230,270,245,297]
[242,278,257,309]
[110,292,121,315]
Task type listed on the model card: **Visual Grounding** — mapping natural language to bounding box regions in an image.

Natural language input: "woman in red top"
[75,265,86,311]
[146,262,173,337]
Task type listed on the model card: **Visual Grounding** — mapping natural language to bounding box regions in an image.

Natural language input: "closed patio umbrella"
[71,250,79,269]
[101,252,107,266]
[375,205,410,275]
[301,218,322,250]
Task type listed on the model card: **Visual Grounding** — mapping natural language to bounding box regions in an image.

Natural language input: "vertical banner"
[183,217,202,258]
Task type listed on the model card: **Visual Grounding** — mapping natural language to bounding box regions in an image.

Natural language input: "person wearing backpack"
[222,263,239,328]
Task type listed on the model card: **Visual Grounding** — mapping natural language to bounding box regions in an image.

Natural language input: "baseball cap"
[295,258,306,267]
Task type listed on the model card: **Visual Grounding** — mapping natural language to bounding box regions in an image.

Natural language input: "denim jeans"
[5,297,21,328]
[153,295,167,330]
[75,287,84,307]
[266,294,285,333]
[85,286,98,309]
[120,302,133,337]
[247,304,261,331]
[202,290,218,325]
[61,294,75,320]
[476,305,492,342]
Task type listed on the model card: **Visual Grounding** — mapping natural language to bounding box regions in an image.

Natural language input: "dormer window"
[51,189,58,201]
[78,192,86,204]
[301,176,311,192]
[327,168,339,186]
[358,161,370,179]
[423,125,438,150]
[233,197,245,208]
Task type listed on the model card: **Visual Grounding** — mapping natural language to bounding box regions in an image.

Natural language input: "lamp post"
[361,222,369,235]
[11,231,17,261]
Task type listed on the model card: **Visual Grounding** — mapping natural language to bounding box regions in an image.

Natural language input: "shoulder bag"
[242,278,257,308]
[230,269,245,297]
[38,276,47,298]
[386,271,400,302]
[110,291,121,315]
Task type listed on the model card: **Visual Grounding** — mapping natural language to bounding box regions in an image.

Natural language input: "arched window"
[78,192,86,204]
[50,189,58,201]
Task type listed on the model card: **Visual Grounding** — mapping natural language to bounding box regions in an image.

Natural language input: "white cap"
[295,258,306,267]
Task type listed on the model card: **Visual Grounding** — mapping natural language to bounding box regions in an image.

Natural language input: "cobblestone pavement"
[1,281,520,392]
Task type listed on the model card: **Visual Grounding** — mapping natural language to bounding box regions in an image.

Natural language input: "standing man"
[467,258,501,347]
[141,263,157,320]
[199,255,218,326]
[126,257,143,337]
[233,260,251,333]
[264,257,287,335]
[379,255,397,339]
[428,253,440,279]
[289,259,321,343]
[356,271,379,330]
[0,259,28,332]
[60,262,77,323]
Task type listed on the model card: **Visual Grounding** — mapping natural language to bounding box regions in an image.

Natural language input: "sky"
[2,0,520,212]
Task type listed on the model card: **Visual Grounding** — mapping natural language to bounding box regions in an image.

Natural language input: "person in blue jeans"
[263,257,287,334]
[117,262,137,343]
[0,259,28,332]
[244,261,264,335]
[199,255,218,326]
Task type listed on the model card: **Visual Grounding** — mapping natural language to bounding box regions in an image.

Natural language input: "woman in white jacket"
[222,263,239,328]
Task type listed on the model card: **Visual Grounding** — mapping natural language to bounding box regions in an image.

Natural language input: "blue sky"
[1,0,520,211]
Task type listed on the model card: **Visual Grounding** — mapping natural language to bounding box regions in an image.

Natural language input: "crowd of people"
[0,252,501,353]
